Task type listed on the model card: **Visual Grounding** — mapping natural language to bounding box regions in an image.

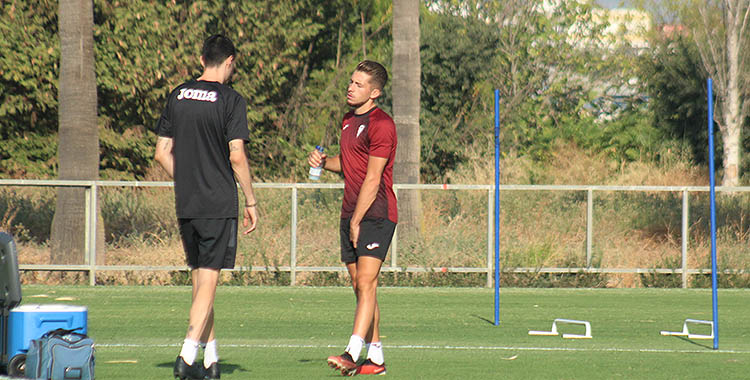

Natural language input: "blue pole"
[707,78,719,350]
[494,89,501,326]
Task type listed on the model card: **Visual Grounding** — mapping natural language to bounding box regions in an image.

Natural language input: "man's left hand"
[350,220,360,248]
[243,205,259,234]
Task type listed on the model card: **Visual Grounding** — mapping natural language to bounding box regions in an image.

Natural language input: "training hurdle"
[660,319,714,340]
[529,318,592,339]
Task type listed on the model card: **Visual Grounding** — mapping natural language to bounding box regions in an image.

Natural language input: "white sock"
[179,339,200,365]
[366,342,384,365]
[345,335,365,361]
[204,340,219,367]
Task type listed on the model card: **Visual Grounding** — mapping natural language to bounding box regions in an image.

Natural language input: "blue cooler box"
[7,304,88,361]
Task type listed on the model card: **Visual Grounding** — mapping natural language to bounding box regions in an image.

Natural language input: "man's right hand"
[308,149,327,169]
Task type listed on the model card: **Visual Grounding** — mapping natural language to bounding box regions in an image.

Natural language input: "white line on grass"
[96,343,750,354]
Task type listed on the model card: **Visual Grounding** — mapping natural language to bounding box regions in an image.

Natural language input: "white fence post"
[391,188,398,269]
[84,186,90,267]
[88,182,97,286]
[682,189,689,289]
[487,188,494,288]
[586,188,593,268]
[290,185,298,286]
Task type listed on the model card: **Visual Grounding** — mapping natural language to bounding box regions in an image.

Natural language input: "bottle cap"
[316,145,325,153]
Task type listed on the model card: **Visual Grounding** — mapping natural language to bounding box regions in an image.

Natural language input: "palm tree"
[392,0,421,238]
[50,0,103,266]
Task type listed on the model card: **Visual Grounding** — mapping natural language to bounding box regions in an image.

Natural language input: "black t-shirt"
[156,80,249,218]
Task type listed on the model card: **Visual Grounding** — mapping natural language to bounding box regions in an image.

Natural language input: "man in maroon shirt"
[308,60,397,376]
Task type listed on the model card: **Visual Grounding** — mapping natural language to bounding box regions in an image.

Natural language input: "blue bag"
[25,328,95,380]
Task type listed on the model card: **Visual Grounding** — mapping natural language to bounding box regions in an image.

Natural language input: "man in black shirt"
[155,34,259,380]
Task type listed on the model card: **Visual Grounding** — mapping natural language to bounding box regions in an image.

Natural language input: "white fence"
[2,179,749,287]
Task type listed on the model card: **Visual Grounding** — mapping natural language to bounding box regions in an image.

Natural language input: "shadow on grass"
[298,358,320,363]
[299,358,347,377]
[157,360,249,375]
[673,336,714,350]
[472,314,496,325]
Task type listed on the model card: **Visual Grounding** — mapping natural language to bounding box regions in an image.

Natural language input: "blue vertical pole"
[494,89,501,326]
[707,78,719,350]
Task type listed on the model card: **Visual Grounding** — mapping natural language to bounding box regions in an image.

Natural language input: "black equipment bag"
[0,231,21,370]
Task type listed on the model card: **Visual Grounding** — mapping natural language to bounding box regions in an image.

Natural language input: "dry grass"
[444,141,748,287]
[7,145,750,287]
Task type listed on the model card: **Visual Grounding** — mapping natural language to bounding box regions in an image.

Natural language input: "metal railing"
[2,179,749,288]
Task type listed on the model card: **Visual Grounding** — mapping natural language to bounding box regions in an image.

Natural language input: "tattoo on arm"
[229,142,241,152]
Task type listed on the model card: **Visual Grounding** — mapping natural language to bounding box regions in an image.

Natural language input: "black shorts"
[178,218,237,269]
[340,218,396,263]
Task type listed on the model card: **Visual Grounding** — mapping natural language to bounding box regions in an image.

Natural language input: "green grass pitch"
[6,285,750,379]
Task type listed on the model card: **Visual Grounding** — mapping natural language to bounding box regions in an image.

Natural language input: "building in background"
[593,7,651,50]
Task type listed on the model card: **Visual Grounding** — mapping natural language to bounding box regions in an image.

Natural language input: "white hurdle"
[529,318,592,339]
[660,319,714,340]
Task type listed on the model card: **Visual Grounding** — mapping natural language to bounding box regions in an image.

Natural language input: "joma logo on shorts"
[177,88,218,103]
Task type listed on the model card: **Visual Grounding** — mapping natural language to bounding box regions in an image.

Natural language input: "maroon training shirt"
[339,107,398,224]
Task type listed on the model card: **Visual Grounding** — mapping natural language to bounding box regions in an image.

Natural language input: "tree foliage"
[420,7,499,179]
[689,0,750,186]
[419,0,625,180]
[2,0,386,180]
[0,0,59,178]
[0,0,673,183]
[93,0,327,179]
[286,0,393,180]
[636,0,750,185]
[637,32,710,164]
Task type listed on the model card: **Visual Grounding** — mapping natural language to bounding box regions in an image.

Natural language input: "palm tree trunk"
[392,0,421,239]
[50,0,103,266]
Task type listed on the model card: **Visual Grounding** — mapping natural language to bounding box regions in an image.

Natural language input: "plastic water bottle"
[309,145,325,180]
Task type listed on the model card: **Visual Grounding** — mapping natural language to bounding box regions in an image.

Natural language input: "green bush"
[223,270,291,287]
[500,272,609,288]
[0,187,55,243]
[640,256,683,288]
[99,187,178,244]
[692,273,750,289]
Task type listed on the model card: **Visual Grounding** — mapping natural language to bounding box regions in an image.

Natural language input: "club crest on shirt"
[356,124,366,138]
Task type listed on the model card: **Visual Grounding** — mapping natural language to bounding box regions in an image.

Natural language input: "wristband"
[245,203,257,207]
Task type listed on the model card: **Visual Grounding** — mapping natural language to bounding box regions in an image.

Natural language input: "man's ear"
[200,56,206,69]
[224,55,234,68]
[370,87,382,100]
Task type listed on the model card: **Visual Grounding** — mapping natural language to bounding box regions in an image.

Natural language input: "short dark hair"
[201,34,236,67]
[355,60,387,91]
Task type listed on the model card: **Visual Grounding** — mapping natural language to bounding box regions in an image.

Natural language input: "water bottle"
[309,145,325,180]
